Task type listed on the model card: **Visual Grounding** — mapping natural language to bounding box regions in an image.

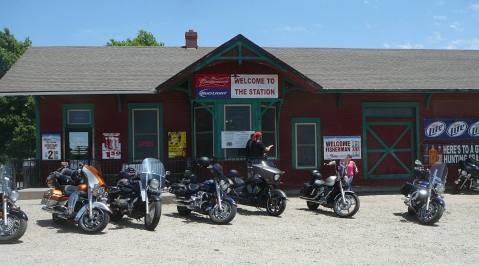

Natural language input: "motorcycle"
[0,165,28,243]
[226,160,287,216]
[108,158,166,231]
[300,161,360,218]
[453,157,479,194]
[400,160,446,225]
[41,163,111,234]
[169,157,237,224]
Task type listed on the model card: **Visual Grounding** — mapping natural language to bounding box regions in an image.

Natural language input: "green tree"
[107,30,164,46]
[0,28,34,161]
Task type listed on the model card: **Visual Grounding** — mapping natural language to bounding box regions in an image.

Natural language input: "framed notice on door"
[42,133,61,160]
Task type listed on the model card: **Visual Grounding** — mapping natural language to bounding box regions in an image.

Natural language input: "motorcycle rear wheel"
[0,212,28,243]
[333,194,360,218]
[144,200,162,231]
[209,200,237,224]
[452,179,469,194]
[78,208,110,234]
[417,201,444,225]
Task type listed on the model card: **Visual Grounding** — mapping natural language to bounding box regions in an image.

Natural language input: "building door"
[362,103,419,179]
[128,103,163,162]
[224,104,251,158]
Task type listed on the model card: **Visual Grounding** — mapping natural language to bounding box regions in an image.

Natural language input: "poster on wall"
[424,143,479,165]
[194,74,278,99]
[42,133,61,160]
[323,136,361,160]
[102,133,121,159]
[221,131,254,149]
[424,118,479,140]
[168,132,187,158]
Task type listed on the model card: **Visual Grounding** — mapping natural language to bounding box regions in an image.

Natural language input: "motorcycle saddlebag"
[400,183,416,196]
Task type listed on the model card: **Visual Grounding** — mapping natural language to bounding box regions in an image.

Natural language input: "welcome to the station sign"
[194,74,278,99]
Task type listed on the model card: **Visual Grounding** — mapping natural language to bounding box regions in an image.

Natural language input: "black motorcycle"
[108,158,165,231]
[226,160,287,216]
[0,165,28,243]
[169,157,237,224]
[400,160,446,225]
[300,161,360,218]
[453,157,479,193]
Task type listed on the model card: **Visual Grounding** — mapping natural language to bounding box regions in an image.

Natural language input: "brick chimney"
[185,29,198,49]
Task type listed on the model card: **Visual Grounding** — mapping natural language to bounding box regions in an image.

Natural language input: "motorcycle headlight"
[149,179,160,190]
[92,184,106,197]
[467,173,472,178]
[9,190,19,202]
[461,170,467,176]
[274,174,280,182]
[219,179,230,192]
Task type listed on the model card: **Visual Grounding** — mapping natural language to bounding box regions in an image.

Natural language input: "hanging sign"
[231,74,278,98]
[424,143,479,165]
[194,74,278,99]
[42,133,61,160]
[424,118,479,140]
[323,136,361,160]
[168,132,187,158]
[221,131,254,149]
[102,133,121,159]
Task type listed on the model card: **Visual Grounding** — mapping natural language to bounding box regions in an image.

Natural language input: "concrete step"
[18,188,50,200]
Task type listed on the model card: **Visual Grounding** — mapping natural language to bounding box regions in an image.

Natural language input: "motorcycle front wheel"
[209,200,237,224]
[144,200,162,231]
[266,195,287,216]
[0,212,28,243]
[333,194,360,218]
[417,201,444,225]
[78,208,110,234]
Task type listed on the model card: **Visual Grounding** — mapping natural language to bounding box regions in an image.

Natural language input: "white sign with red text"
[231,74,278,98]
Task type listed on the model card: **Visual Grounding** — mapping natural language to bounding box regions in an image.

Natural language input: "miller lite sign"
[425,118,479,140]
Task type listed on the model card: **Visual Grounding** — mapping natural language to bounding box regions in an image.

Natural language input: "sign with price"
[42,133,61,160]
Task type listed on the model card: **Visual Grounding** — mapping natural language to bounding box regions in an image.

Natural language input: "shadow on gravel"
[297,207,356,219]
[237,208,270,217]
[164,212,216,225]
[109,219,146,231]
[393,212,439,227]
[36,219,107,234]
[0,240,23,245]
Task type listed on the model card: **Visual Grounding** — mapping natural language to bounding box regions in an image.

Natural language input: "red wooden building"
[1,32,479,187]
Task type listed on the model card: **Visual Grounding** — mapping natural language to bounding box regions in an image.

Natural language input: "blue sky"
[3,0,479,49]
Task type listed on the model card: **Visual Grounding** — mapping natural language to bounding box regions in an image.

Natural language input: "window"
[224,104,251,158]
[292,118,320,169]
[261,106,277,158]
[194,106,214,157]
[63,104,94,160]
[129,104,162,162]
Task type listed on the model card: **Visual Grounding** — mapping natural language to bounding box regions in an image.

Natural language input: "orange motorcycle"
[41,163,111,234]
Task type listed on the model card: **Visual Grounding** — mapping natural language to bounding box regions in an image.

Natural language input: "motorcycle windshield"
[429,163,447,185]
[82,165,103,188]
[140,158,166,187]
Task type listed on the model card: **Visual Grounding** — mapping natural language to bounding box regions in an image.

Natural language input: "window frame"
[128,103,163,162]
[193,105,215,158]
[261,105,278,159]
[291,118,321,170]
[62,104,95,160]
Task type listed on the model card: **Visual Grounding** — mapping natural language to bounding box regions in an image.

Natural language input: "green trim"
[425,93,432,109]
[362,102,420,180]
[116,95,123,112]
[336,93,342,108]
[291,118,321,170]
[127,103,164,162]
[34,96,41,160]
[62,104,95,128]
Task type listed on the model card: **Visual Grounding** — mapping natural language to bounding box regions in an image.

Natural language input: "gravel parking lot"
[2,193,479,265]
